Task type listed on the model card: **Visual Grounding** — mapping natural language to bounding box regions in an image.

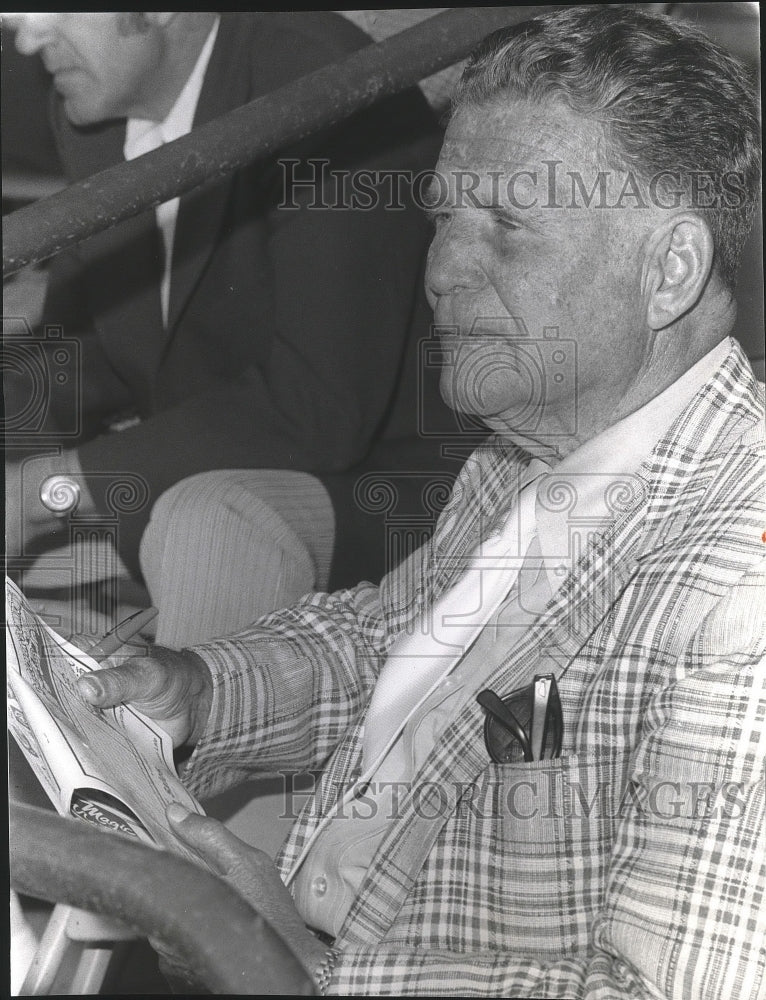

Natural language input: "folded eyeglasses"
[477,673,563,763]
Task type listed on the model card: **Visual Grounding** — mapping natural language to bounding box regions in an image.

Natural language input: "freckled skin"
[425,99,665,459]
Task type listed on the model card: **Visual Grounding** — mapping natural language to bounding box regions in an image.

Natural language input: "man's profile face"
[9,13,165,125]
[424,98,657,450]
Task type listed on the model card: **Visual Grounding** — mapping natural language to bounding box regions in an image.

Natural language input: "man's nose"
[425,220,484,303]
[8,14,60,56]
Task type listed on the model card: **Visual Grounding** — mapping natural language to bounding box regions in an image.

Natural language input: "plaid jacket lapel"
[278,724,365,878]
[278,339,761,938]
[335,339,763,944]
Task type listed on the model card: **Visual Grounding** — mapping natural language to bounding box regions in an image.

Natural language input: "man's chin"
[439,368,523,422]
[438,373,478,419]
[56,85,105,127]
[61,100,98,127]
[57,93,86,126]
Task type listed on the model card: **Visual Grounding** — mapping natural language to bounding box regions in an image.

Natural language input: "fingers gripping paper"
[6,577,205,862]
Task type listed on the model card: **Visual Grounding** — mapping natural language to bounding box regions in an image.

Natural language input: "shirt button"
[312,876,328,897]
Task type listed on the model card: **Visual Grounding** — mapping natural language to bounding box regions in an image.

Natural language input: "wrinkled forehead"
[438,98,604,177]
[427,98,652,220]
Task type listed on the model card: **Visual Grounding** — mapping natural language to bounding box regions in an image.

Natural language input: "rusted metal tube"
[2,7,556,276]
[10,801,315,995]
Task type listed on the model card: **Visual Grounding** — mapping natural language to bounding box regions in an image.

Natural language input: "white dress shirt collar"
[535,338,732,590]
[122,17,219,326]
[124,16,220,158]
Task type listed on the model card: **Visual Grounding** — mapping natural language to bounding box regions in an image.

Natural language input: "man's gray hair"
[453,6,761,288]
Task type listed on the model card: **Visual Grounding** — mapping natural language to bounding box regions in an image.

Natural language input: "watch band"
[39,474,81,516]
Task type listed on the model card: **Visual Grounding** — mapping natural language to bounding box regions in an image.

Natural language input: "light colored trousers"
[140,469,335,648]
[140,469,335,856]
[21,469,334,652]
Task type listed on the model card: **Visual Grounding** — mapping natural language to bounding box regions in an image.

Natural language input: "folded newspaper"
[6,576,205,863]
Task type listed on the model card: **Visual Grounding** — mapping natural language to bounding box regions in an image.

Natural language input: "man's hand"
[76,647,213,748]
[164,805,329,979]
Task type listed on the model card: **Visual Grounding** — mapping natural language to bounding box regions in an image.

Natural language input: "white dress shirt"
[123,17,219,327]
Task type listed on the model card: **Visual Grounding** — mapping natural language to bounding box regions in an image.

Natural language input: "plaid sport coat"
[185,338,766,998]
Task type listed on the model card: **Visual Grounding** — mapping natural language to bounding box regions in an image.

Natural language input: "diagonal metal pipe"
[2,7,557,276]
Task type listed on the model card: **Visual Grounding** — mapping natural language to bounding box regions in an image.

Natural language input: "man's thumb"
[77,658,161,707]
[166,806,254,878]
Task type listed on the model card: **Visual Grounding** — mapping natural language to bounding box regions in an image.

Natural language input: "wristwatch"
[39,474,81,516]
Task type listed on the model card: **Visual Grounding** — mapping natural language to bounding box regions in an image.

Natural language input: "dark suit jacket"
[40,12,457,580]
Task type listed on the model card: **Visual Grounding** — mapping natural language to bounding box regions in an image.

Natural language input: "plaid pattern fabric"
[184,338,765,998]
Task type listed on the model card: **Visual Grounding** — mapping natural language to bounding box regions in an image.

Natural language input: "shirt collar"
[533,338,731,592]
[124,16,219,160]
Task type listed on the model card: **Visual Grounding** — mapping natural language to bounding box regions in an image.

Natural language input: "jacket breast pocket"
[493,748,625,955]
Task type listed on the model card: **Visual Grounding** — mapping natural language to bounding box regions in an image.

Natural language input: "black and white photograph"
[3,7,764,996]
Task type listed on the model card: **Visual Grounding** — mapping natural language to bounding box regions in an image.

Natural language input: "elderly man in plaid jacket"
[80,8,765,997]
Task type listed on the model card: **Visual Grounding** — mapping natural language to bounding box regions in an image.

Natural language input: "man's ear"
[644,213,714,330]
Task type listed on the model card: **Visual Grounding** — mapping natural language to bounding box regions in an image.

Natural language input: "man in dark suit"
[5,12,450,641]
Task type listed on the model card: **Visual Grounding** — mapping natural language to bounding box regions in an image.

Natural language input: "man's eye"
[428,210,451,229]
[493,213,520,231]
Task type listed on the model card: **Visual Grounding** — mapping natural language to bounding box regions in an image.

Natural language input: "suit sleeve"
[37,248,136,442]
[179,579,389,799]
